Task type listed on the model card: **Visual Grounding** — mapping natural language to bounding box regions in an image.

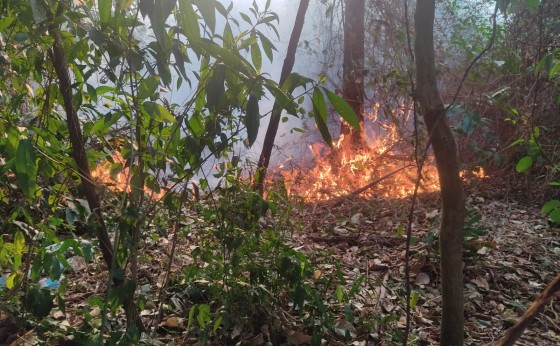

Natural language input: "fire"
[274,124,441,202]
[91,152,165,200]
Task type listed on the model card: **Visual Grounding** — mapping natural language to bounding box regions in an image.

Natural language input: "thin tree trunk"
[48,2,145,333]
[341,0,365,147]
[48,3,113,271]
[254,0,310,194]
[414,1,465,345]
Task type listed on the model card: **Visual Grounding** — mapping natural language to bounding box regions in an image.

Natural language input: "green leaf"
[6,272,22,289]
[263,80,298,115]
[143,101,176,123]
[293,285,306,309]
[150,0,174,51]
[206,63,225,112]
[251,43,262,72]
[179,0,201,41]
[410,291,420,309]
[515,156,533,173]
[542,200,560,214]
[549,60,560,80]
[223,23,234,49]
[197,304,211,328]
[25,286,53,319]
[550,208,560,223]
[549,182,560,186]
[193,0,216,33]
[195,39,254,76]
[312,87,332,147]
[282,72,313,93]
[323,88,360,129]
[14,231,25,254]
[98,0,112,23]
[336,285,343,303]
[245,94,260,147]
[15,139,38,200]
[137,76,160,99]
[257,31,276,62]
[29,0,47,23]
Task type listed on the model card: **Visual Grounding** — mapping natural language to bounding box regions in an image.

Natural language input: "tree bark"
[48,3,113,271]
[414,1,465,345]
[341,0,365,147]
[48,2,145,333]
[254,0,309,194]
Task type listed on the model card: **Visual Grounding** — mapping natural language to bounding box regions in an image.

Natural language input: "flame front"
[274,124,442,202]
[91,153,165,200]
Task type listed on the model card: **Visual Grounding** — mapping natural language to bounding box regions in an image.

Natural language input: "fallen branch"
[493,273,560,346]
[329,164,411,207]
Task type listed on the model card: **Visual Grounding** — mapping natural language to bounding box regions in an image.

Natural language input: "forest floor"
[4,178,559,346]
[286,182,560,345]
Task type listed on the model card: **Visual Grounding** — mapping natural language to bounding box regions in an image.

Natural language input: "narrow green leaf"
[250,43,262,71]
[197,304,211,328]
[15,139,38,200]
[257,31,276,62]
[264,80,298,115]
[410,291,420,309]
[549,60,560,80]
[98,0,112,23]
[195,39,254,76]
[179,0,201,41]
[151,0,172,50]
[323,87,360,129]
[206,63,225,112]
[240,12,252,25]
[282,72,313,93]
[245,94,260,147]
[515,156,533,173]
[312,87,332,147]
[193,0,216,33]
[223,23,234,49]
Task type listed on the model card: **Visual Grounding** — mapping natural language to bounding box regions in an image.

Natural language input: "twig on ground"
[328,164,412,207]
[493,274,560,346]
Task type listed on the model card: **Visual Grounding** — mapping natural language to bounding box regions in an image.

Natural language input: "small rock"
[334,227,348,235]
[415,272,430,285]
[67,256,87,272]
[350,213,363,225]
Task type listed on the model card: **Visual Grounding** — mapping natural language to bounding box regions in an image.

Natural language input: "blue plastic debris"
[38,277,60,290]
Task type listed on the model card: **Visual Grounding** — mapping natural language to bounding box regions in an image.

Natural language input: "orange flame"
[91,153,165,200]
[273,124,441,202]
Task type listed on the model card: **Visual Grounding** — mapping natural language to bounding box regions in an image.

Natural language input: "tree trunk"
[48,2,145,333]
[341,0,365,147]
[254,0,309,194]
[414,1,465,345]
